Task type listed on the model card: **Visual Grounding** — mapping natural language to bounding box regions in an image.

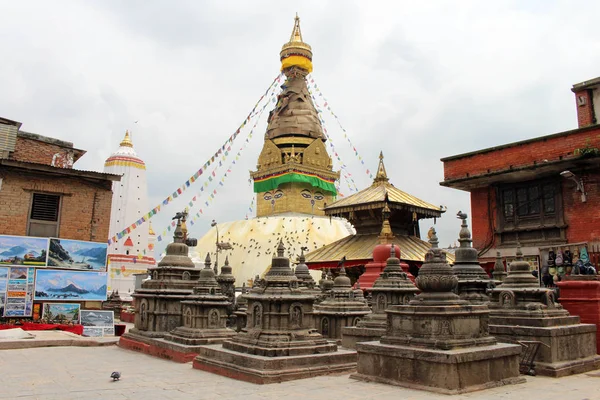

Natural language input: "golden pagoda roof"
[325,153,442,216]
[305,233,455,264]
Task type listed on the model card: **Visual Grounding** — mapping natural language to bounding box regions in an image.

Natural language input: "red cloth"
[0,323,83,335]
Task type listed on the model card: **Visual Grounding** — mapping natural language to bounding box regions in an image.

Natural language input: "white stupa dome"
[190,213,354,286]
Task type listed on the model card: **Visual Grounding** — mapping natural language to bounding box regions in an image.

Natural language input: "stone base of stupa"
[193,344,357,384]
[341,325,385,349]
[490,316,600,377]
[120,330,234,363]
[352,341,524,394]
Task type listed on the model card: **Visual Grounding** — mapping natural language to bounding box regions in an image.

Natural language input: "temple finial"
[373,151,389,184]
[120,130,133,148]
[378,202,394,244]
[290,13,303,42]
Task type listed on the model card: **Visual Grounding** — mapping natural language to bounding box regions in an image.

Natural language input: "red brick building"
[440,77,600,272]
[0,117,120,240]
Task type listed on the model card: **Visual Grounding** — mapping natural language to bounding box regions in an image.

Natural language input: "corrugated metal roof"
[326,182,442,213]
[305,233,455,264]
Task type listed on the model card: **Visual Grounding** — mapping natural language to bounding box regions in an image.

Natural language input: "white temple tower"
[104,131,155,296]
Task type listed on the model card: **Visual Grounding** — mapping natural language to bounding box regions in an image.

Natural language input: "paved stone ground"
[1,346,600,400]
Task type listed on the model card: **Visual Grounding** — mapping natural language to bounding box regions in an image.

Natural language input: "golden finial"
[290,13,303,43]
[372,151,389,185]
[120,130,133,148]
[280,14,313,73]
[378,203,394,244]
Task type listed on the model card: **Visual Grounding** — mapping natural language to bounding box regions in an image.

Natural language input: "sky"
[2,0,600,257]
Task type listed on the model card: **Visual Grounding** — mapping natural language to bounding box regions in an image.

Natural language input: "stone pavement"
[1,345,599,400]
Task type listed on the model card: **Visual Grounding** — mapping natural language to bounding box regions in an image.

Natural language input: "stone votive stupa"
[313,260,371,341]
[159,253,236,359]
[492,251,508,283]
[452,211,492,304]
[216,255,236,320]
[294,247,321,297]
[120,211,201,357]
[341,244,418,349]
[192,241,356,384]
[352,229,523,394]
[488,245,600,377]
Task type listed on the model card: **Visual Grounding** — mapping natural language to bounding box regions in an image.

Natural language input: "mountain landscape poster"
[0,235,48,266]
[47,238,107,271]
[80,310,114,337]
[42,303,80,323]
[34,270,108,301]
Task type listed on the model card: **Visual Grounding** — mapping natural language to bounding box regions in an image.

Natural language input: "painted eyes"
[313,192,324,201]
[274,190,284,199]
[263,192,273,201]
[301,190,312,199]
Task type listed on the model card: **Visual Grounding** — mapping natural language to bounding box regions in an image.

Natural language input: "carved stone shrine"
[342,244,418,349]
[489,245,600,377]
[193,241,356,383]
[353,229,524,394]
[313,263,371,340]
[452,211,492,304]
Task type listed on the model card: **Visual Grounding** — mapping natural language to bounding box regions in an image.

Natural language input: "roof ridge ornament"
[372,151,389,185]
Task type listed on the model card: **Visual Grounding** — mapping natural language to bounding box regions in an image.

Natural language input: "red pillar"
[557,277,600,354]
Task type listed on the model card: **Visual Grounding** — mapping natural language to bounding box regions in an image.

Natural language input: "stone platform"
[341,325,384,349]
[352,340,524,395]
[119,331,233,363]
[491,319,600,377]
[193,344,357,384]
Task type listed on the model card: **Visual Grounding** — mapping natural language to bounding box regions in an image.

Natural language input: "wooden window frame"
[27,192,62,237]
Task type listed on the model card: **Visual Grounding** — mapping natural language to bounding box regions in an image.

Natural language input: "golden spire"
[280,14,313,73]
[289,13,303,43]
[372,151,389,185]
[120,130,133,148]
[378,203,394,244]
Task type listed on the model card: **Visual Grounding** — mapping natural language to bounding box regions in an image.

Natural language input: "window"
[27,193,61,237]
[497,180,564,245]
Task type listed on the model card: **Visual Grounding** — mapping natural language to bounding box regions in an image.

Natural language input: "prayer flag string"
[109,73,283,245]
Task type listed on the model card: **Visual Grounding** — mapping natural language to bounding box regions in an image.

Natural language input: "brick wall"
[573,89,595,128]
[0,169,113,241]
[470,187,496,251]
[443,126,600,182]
[10,137,74,167]
[562,169,600,243]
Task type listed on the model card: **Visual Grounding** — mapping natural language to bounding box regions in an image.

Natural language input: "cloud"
[2,0,600,256]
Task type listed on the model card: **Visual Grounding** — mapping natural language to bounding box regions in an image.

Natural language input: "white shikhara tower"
[104,131,155,296]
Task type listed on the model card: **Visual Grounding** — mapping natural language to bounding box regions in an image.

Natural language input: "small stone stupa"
[489,245,600,377]
[294,247,321,297]
[353,229,523,394]
[193,241,356,384]
[492,251,507,282]
[216,255,236,319]
[120,211,202,360]
[313,260,371,340]
[159,253,236,357]
[452,211,491,304]
[341,244,418,349]
[123,212,200,339]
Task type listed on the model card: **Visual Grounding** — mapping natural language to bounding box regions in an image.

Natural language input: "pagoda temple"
[191,14,353,286]
[305,152,452,283]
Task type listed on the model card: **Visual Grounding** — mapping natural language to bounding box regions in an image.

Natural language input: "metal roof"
[326,182,442,215]
[305,233,455,264]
